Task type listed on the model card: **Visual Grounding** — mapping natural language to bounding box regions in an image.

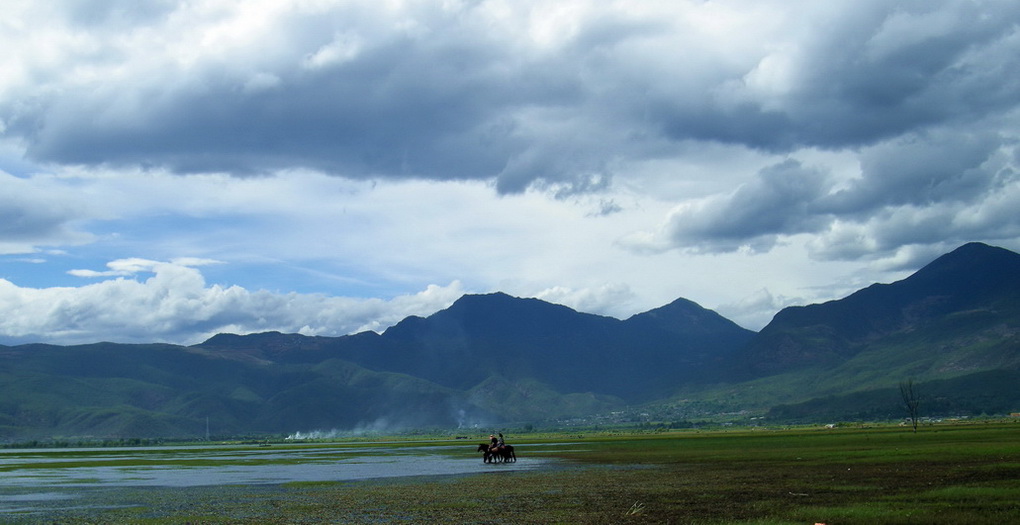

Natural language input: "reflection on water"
[0,444,575,517]
[0,442,561,514]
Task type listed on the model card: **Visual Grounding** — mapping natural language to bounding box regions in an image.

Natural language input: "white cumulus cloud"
[0,259,465,345]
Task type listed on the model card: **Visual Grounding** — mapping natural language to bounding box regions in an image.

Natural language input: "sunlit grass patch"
[2,422,1019,523]
[789,502,923,524]
[280,480,341,488]
[900,480,1020,521]
[918,484,1020,501]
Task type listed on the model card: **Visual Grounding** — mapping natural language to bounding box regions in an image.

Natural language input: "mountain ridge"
[732,242,1020,377]
[1,242,1018,440]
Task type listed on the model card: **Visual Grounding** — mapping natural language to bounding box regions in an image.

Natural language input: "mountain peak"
[735,242,1020,377]
[907,242,1020,288]
[445,291,527,311]
[624,298,755,355]
[628,297,718,322]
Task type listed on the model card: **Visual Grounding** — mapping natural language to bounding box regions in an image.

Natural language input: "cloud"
[623,159,831,253]
[2,1,1020,345]
[534,283,636,317]
[807,127,1020,260]
[0,258,465,345]
[4,0,1016,197]
[0,171,96,254]
[716,288,802,332]
[625,122,1020,260]
[821,129,1006,215]
[707,1,1020,149]
[67,257,221,278]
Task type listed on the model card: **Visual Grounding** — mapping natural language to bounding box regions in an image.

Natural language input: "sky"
[2,0,1020,346]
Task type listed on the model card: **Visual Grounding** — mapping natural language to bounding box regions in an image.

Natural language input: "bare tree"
[900,379,920,432]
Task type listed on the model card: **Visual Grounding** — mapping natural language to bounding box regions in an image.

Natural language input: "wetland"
[1,422,1018,523]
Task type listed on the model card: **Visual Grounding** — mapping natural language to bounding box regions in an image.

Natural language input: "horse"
[476,443,516,463]
[477,443,497,463]
[498,444,516,463]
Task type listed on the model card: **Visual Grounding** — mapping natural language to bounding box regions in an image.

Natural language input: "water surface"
[0,441,560,515]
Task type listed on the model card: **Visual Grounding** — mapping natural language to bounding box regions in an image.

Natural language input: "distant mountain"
[358,292,754,399]
[0,292,753,440]
[198,292,755,409]
[733,242,1020,377]
[704,242,1020,422]
[2,242,1019,440]
[0,342,489,440]
[765,369,1020,423]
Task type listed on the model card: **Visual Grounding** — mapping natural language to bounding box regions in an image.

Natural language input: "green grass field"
[6,421,1019,523]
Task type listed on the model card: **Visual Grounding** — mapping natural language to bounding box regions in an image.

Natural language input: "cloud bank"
[0,258,464,345]
[1,1,1020,343]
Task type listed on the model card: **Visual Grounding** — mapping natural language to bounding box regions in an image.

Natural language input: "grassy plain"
[8,421,1020,524]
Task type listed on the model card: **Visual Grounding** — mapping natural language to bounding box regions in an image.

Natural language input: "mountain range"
[2,242,1018,440]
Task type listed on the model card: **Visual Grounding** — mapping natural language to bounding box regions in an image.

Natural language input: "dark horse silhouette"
[477,443,516,463]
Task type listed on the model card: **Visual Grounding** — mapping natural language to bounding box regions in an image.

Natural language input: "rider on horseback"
[489,433,507,453]
[479,433,515,463]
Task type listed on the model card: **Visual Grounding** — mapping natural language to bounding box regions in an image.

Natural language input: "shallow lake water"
[0,441,563,516]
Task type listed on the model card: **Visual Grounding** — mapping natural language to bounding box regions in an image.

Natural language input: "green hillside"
[1,242,1018,440]
[0,344,490,440]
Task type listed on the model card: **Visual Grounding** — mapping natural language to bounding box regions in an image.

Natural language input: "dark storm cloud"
[806,119,1020,261]
[0,179,91,250]
[657,1,1020,150]
[786,2,1020,145]
[8,2,592,190]
[11,2,1013,190]
[613,0,1020,259]
[643,125,1020,257]
[658,159,831,252]
[4,1,1020,344]
[20,24,539,179]
[0,203,75,241]
[4,0,1020,252]
[820,129,1004,215]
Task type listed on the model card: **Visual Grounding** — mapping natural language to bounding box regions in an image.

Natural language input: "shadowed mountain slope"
[732,242,1020,378]
[3,242,1019,439]
[198,292,755,402]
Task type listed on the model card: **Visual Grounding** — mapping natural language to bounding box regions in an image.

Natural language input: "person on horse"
[488,434,499,453]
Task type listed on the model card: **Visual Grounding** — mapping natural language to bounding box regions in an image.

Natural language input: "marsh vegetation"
[1,421,1018,523]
